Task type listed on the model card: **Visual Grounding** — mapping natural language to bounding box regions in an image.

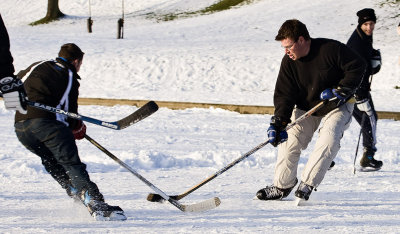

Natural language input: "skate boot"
[295,181,313,201]
[294,181,314,205]
[256,179,297,200]
[360,148,382,171]
[81,190,126,221]
[65,185,80,202]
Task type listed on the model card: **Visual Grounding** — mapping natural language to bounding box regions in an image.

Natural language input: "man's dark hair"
[58,43,84,62]
[275,19,311,42]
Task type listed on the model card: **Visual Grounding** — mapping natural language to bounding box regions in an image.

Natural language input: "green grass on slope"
[146,0,255,22]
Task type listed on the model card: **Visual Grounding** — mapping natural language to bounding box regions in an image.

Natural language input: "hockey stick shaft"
[84,134,186,211]
[84,134,220,212]
[26,100,158,130]
[353,113,366,174]
[148,100,328,202]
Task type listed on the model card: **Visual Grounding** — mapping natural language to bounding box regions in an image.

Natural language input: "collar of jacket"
[55,57,80,78]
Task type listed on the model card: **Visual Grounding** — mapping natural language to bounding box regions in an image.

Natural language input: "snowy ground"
[1,106,400,233]
[1,0,400,233]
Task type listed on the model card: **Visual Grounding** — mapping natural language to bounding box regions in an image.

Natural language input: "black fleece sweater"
[273,38,366,122]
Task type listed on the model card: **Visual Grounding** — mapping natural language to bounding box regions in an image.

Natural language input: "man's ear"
[71,59,78,66]
[297,36,305,44]
[71,59,82,71]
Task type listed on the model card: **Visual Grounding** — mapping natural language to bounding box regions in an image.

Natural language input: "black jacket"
[346,26,375,97]
[274,38,366,122]
[0,14,14,78]
[15,58,81,129]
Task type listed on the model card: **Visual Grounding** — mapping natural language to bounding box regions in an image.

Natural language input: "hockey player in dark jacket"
[14,43,126,221]
[347,8,382,171]
[0,14,27,114]
[256,19,366,202]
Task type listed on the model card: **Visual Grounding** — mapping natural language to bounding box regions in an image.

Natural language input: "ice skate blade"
[295,197,306,206]
[92,211,127,221]
[358,167,381,172]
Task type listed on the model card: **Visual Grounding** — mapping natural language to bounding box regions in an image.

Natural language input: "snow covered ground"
[1,0,400,233]
[1,0,400,110]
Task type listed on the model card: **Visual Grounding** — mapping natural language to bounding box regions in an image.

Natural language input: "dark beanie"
[357,8,376,25]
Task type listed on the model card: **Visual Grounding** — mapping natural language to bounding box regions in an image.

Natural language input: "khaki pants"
[273,102,354,189]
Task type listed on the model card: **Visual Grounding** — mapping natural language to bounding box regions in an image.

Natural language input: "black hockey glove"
[370,49,381,75]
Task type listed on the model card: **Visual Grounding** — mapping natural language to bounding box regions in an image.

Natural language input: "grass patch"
[30,16,65,26]
[380,0,400,4]
[200,0,253,13]
[145,0,256,22]
[379,0,400,17]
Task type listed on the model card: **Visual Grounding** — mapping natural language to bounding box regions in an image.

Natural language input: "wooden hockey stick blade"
[182,197,221,212]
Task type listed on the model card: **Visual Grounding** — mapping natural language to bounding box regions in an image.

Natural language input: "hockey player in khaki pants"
[256,19,366,203]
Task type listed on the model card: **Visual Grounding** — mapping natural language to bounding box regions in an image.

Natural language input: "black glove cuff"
[355,89,368,102]
[271,116,289,131]
[335,86,354,98]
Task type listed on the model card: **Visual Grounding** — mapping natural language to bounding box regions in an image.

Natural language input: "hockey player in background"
[347,8,382,171]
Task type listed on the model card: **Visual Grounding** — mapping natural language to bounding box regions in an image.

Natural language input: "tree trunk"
[46,0,64,19]
[30,0,65,25]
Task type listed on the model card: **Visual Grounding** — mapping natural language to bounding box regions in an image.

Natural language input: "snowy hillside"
[1,0,400,233]
[1,0,399,110]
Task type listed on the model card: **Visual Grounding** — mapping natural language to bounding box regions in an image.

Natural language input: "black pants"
[14,118,103,200]
[352,94,377,152]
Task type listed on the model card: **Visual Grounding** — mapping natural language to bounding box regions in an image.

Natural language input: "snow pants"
[14,118,103,200]
[273,102,354,189]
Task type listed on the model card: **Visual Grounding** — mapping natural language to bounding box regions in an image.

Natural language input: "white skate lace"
[264,186,283,198]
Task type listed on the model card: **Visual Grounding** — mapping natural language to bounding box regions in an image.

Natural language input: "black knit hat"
[357,8,376,25]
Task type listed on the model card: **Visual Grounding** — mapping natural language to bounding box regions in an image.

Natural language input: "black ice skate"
[359,148,382,172]
[256,179,297,200]
[294,181,314,206]
[81,190,126,221]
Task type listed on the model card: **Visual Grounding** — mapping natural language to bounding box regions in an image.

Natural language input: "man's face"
[281,37,301,60]
[361,21,375,36]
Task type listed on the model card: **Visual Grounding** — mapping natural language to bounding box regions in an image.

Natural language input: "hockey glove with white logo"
[0,76,27,114]
[268,116,288,147]
[72,120,87,140]
[356,98,374,117]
